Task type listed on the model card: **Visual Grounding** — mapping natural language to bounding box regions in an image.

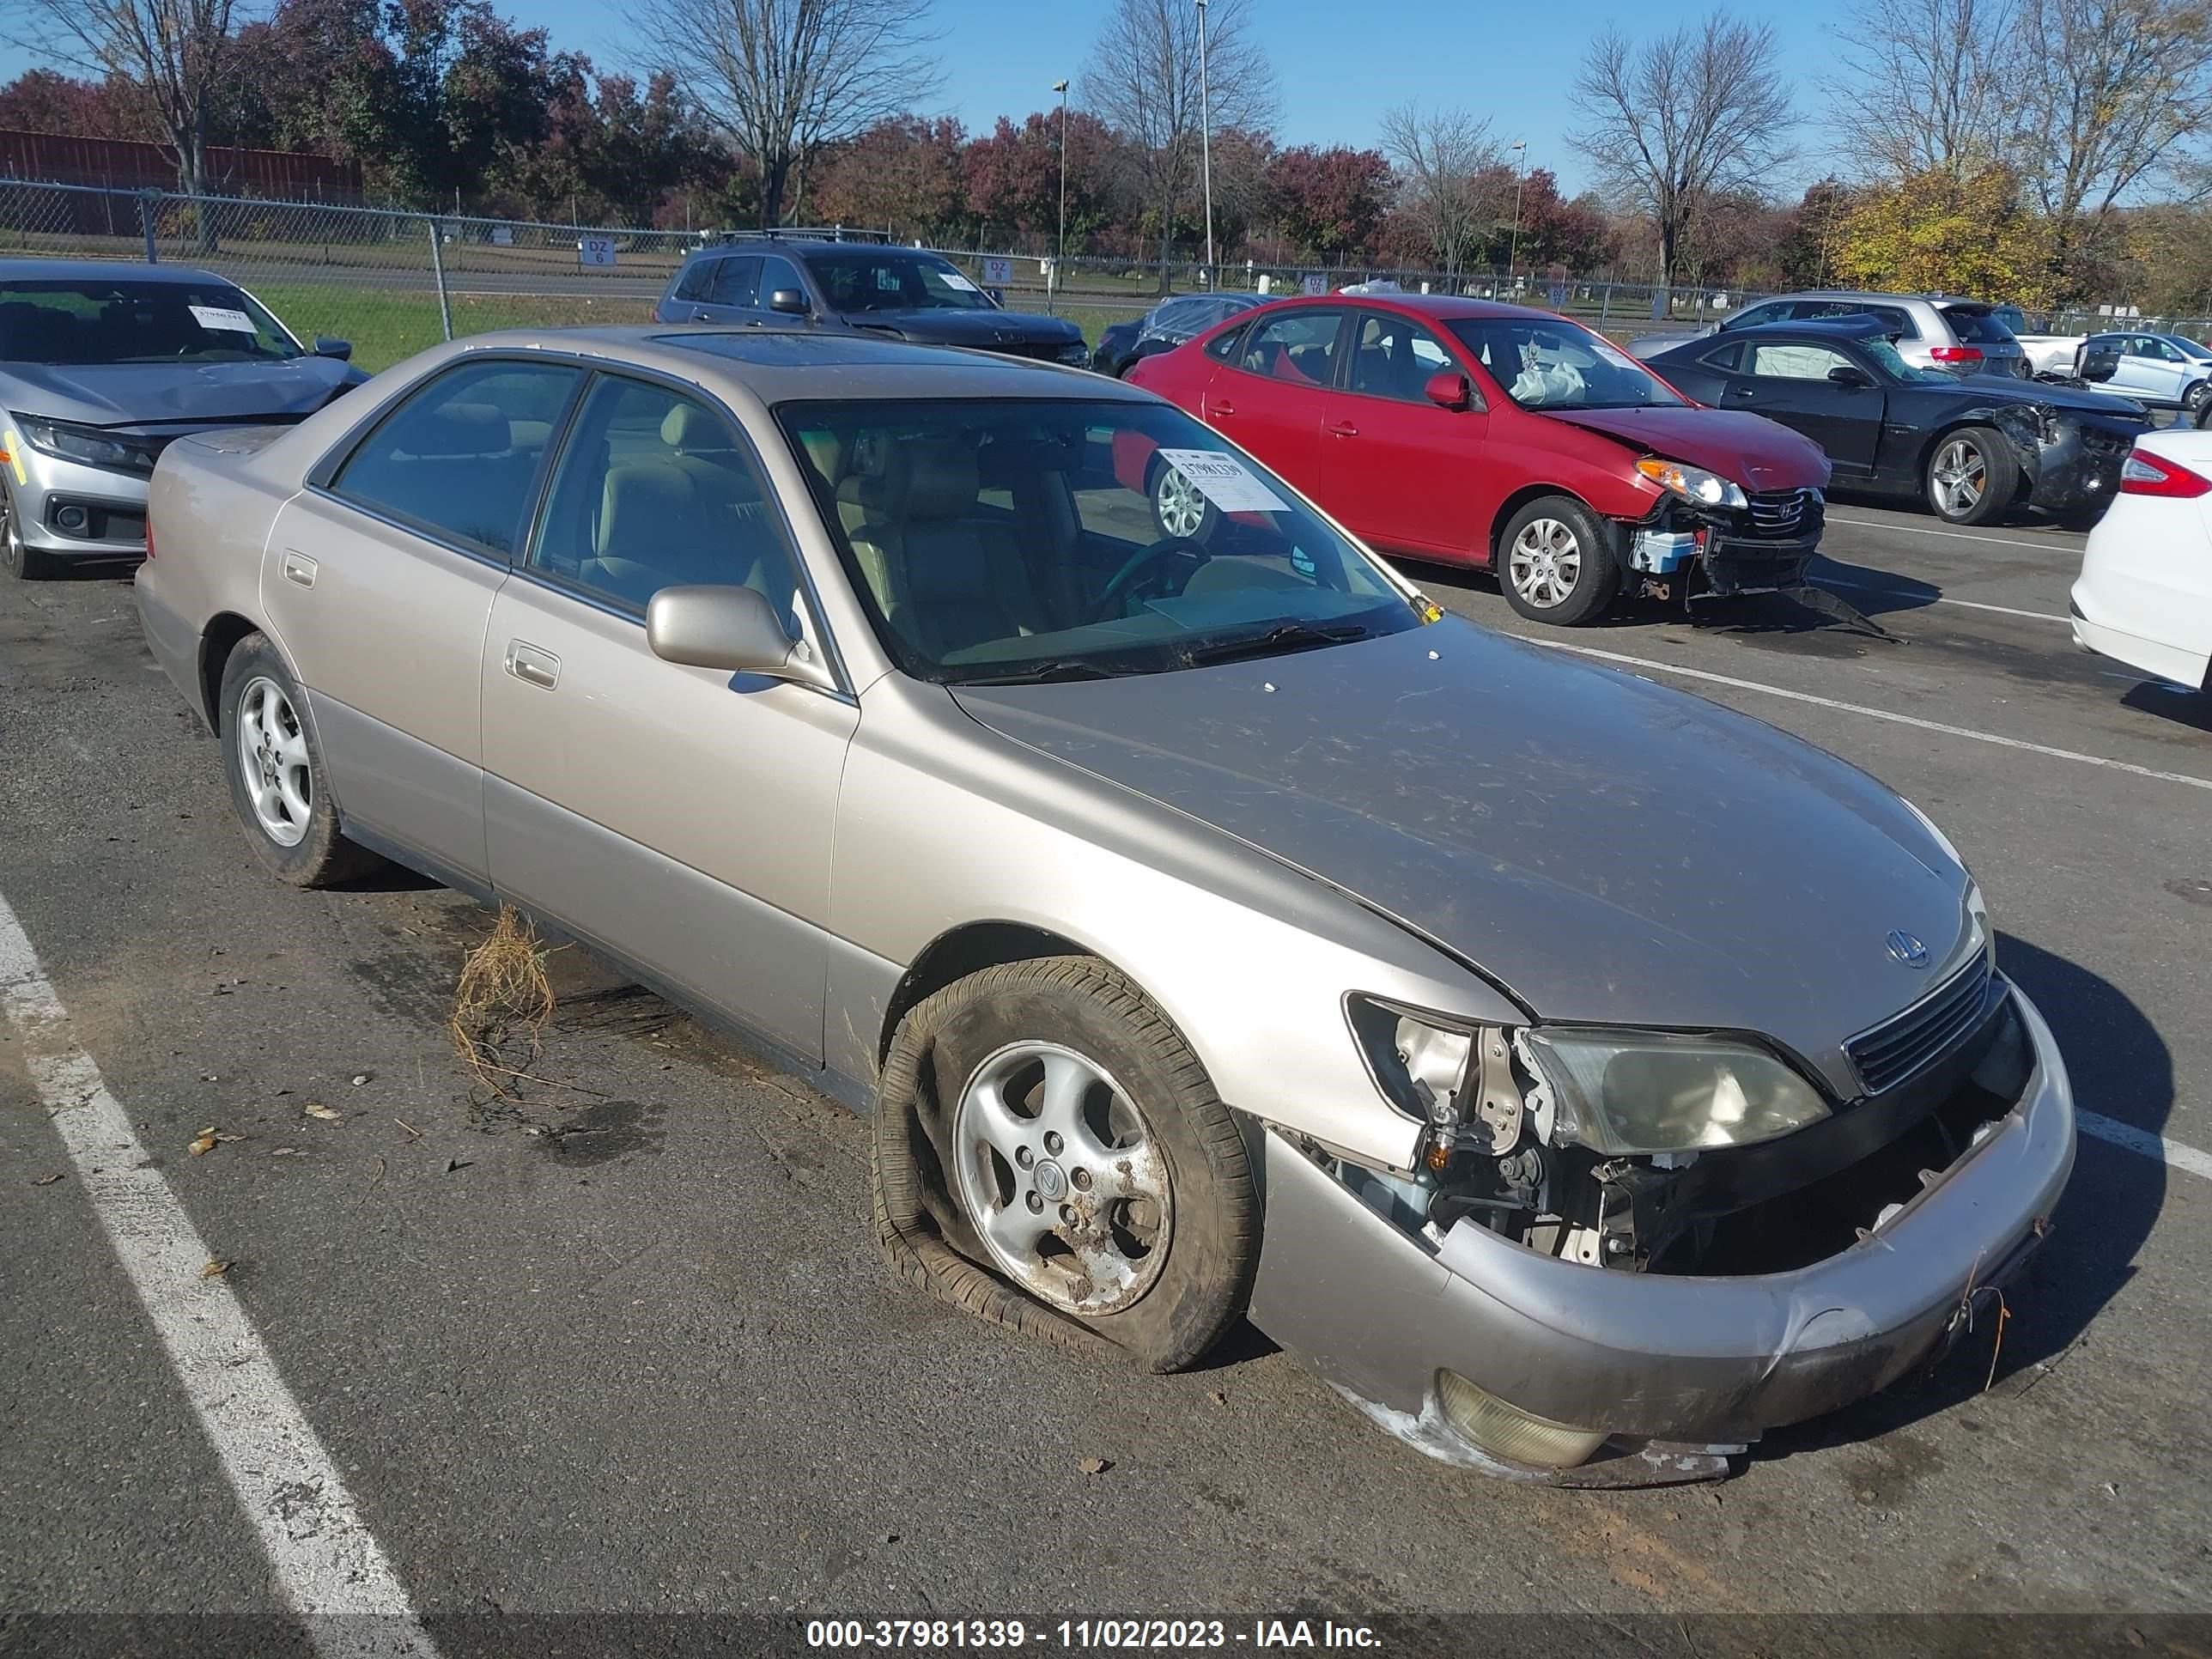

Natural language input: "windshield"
[1860,336,1955,385]
[0,278,301,365]
[805,251,995,313]
[778,398,1423,684]
[1446,317,1686,410]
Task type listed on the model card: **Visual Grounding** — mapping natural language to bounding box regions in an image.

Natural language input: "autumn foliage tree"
[1267,144,1389,260]
[811,114,967,241]
[1832,165,2052,306]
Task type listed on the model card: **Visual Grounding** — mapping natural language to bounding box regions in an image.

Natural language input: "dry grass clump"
[449,906,556,1097]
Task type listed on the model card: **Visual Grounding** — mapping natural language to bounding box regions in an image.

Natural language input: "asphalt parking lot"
[2,498,2209,1655]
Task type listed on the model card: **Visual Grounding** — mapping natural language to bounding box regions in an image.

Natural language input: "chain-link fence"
[0,176,1801,368]
[0,179,692,370]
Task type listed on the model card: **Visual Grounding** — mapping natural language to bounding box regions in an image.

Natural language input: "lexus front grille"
[1844,954,1998,1096]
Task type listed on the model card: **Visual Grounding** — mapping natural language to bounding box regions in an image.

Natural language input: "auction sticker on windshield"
[939,269,981,292]
[188,306,256,334]
[1158,449,1291,514]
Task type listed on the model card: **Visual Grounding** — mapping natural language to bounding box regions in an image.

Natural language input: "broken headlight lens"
[1522,1028,1830,1156]
[1346,994,1475,1124]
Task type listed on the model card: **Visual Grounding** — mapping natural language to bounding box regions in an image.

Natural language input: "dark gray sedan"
[135,326,2074,1486]
[0,259,362,580]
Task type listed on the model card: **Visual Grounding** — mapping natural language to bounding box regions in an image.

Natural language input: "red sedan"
[1127,294,1832,625]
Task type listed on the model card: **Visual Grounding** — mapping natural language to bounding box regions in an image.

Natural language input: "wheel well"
[198,611,259,727]
[1486,485,1590,570]
[878,921,1097,1067]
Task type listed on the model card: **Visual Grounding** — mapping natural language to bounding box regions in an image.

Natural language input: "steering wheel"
[1091,536,1212,621]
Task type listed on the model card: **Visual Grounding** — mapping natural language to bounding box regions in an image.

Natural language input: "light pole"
[1196,0,1214,281]
[1053,79,1070,315]
[1505,139,1527,293]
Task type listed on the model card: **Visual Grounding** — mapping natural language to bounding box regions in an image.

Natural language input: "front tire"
[1498,495,1620,625]
[873,957,1258,1373]
[1925,428,2019,526]
[217,632,383,887]
[1149,456,1221,542]
[0,478,58,580]
[2185,380,2211,422]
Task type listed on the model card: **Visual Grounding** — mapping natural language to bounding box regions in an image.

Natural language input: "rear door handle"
[690,308,714,322]
[1327,421,1358,438]
[504,641,560,690]
[281,550,317,588]
[1725,385,1758,399]
[1209,402,1236,417]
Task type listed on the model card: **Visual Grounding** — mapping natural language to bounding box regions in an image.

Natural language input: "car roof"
[1242,292,1568,324]
[0,258,239,286]
[1729,317,1893,338]
[434,325,1152,408]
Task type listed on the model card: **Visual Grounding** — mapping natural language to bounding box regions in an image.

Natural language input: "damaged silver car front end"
[1244,973,2075,1487]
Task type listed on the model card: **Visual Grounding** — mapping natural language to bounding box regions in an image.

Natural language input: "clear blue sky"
[3,0,1844,196]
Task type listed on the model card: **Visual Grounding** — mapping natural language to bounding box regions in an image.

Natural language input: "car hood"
[951,621,1970,1087]
[1535,405,1832,491]
[0,357,355,428]
[1948,374,2148,418]
[848,308,1083,349]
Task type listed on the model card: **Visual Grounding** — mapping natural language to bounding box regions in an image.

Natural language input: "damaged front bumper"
[2001,410,2142,515]
[1626,491,1824,599]
[1245,982,2074,1486]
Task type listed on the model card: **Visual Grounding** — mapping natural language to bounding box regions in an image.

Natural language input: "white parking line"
[2079,1111,2212,1182]
[0,892,440,1659]
[1825,514,2084,553]
[1540,641,2212,793]
[1814,576,2066,624]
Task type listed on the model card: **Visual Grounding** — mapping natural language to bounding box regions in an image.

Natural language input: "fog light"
[1435,1370,1607,1469]
[55,504,89,533]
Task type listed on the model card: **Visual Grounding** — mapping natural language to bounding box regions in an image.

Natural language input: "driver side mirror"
[768,288,810,315]
[647,584,807,679]
[1424,369,1473,410]
[1826,363,1874,388]
[313,336,352,362]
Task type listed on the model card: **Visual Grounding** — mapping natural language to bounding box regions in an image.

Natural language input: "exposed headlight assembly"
[15,416,158,475]
[1522,1028,1831,1156]
[1346,994,1474,1125]
[1635,455,1748,511]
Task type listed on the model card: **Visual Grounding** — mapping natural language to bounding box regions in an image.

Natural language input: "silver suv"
[1632,291,2030,379]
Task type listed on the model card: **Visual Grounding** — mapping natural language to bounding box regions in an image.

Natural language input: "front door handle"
[281,550,317,588]
[504,641,560,690]
[1210,400,1237,416]
[1725,385,1758,400]
[690,308,713,322]
[1327,421,1358,438]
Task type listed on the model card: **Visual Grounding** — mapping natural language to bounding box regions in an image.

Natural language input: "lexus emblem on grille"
[1886,929,1931,968]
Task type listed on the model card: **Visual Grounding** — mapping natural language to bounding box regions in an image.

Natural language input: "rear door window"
[673,259,717,303]
[330,359,581,556]
[1747,342,1856,381]
[1235,310,1345,386]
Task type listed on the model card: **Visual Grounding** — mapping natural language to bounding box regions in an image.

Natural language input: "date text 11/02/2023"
[804,1620,1383,1649]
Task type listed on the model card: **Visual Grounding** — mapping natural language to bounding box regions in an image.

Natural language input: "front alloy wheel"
[1924,425,2019,526]
[951,1041,1172,1316]
[1929,438,1986,519]
[1497,494,1618,625]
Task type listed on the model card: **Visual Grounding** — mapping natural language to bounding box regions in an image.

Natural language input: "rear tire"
[1497,495,1619,626]
[1925,427,2019,526]
[217,632,385,887]
[0,479,58,580]
[2185,380,2211,422]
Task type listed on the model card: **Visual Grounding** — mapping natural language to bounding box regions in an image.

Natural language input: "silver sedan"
[134,327,2073,1486]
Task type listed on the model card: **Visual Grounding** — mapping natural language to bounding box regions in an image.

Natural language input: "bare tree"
[639,0,942,227]
[1377,104,1503,278]
[1572,13,1795,295]
[2011,0,2212,272]
[7,0,252,200]
[1083,0,1275,287]
[1831,0,2021,178]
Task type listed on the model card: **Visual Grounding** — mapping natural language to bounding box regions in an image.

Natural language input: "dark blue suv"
[654,234,1090,367]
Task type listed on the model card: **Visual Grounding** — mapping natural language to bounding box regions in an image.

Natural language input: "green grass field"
[252,281,1133,373]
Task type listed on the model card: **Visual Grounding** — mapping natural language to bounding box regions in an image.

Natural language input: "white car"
[2071,428,2212,691]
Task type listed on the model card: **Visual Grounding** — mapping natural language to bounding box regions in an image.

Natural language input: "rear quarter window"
[673,258,716,303]
[1206,323,1250,361]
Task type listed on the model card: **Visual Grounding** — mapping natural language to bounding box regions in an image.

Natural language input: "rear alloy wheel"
[0,478,59,580]
[217,631,384,887]
[2186,380,2212,422]
[1498,495,1619,626]
[1925,427,2019,526]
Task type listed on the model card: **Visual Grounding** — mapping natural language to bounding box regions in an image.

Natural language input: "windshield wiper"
[952,659,1121,686]
[1184,621,1370,666]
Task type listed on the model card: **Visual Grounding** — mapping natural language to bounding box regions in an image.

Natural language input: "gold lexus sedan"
[135,328,2073,1486]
